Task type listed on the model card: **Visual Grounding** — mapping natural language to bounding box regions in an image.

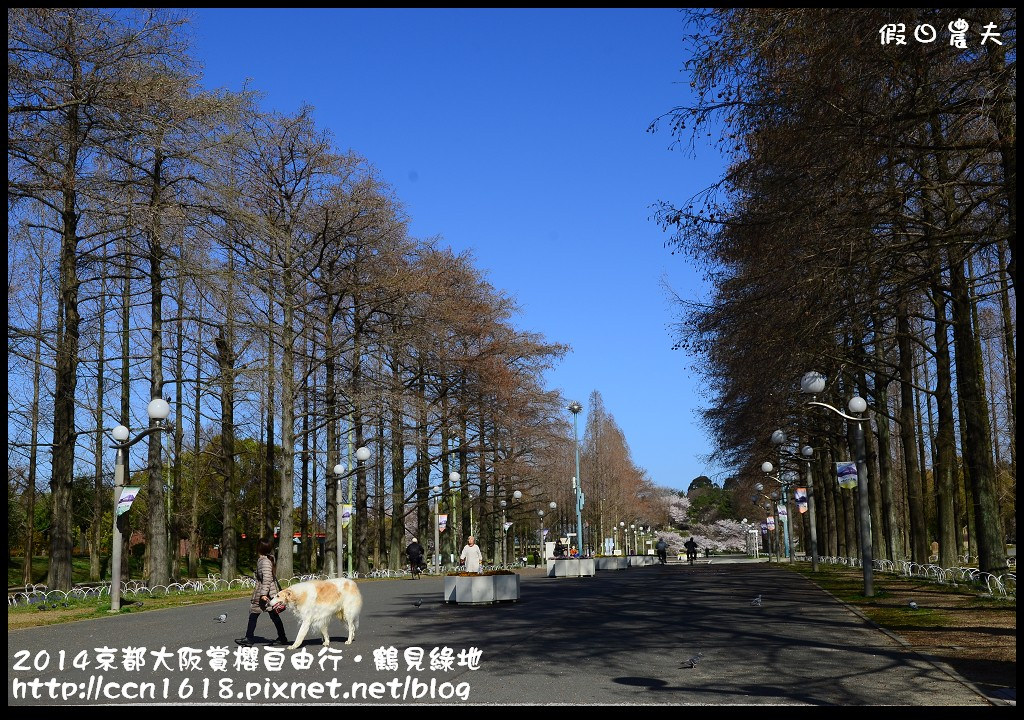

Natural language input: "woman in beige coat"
[235,538,288,646]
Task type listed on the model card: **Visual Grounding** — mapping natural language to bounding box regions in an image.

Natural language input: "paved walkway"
[8,560,996,705]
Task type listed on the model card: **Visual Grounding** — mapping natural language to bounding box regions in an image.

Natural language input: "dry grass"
[792,564,1016,698]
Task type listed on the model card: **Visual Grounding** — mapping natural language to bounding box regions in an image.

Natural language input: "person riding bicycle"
[406,538,425,575]
[684,537,699,564]
[656,537,668,565]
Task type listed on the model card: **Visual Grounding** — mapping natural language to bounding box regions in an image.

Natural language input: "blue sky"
[192,8,727,492]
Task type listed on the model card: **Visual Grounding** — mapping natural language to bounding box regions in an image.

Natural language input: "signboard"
[760,522,768,535]
[777,506,788,520]
[116,487,140,517]
[836,461,858,489]
[795,487,808,514]
[439,514,448,533]
[342,504,353,528]
[766,517,776,531]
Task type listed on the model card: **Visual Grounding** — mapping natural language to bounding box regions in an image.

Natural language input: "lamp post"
[499,489,522,566]
[537,509,545,561]
[544,501,556,558]
[431,485,441,574]
[741,518,759,558]
[109,397,171,612]
[332,462,345,578]
[801,444,820,572]
[629,524,636,556]
[448,471,460,567]
[801,371,873,597]
[754,483,781,562]
[335,448,368,577]
[770,430,794,563]
[761,460,792,562]
[568,401,584,560]
[619,521,625,555]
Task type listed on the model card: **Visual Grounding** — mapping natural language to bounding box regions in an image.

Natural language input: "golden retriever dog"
[268,578,362,649]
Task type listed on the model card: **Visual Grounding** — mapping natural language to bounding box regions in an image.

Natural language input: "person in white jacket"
[460,535,483,573]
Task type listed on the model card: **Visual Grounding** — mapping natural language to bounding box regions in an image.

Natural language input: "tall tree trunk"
[120,240,132,581]
[415,368,430,542]
[24,242,45,585]
[948,248,1007,572]
[388,371,406,571]
[217,256,238,581]
[871,318,900,562]
[985,36,1016,290]
[996,245,1015,477]
[352,307,369,576]
[857,366,887,561]
[265,305,276,540]
[47,93,84,592]
[277,270,297,580]
[145,148,169,588]
[300,334,310,575]
[930,285,959,568]
[896,298,928,562]
[171,265,185,580]
[90,272,106,581]
[188,311,202,579]
[325,316,338,576]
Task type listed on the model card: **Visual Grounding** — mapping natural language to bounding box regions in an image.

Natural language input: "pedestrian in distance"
[235,538,288,647]
[459,535,484,574]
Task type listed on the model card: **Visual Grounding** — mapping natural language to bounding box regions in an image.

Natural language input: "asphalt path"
[7,559,994,706]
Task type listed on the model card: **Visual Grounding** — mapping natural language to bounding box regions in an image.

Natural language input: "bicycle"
[408,556,426,579]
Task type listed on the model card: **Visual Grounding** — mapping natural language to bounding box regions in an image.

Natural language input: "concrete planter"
[595,557,628,571]
[546,558,596,577]
[443,574,520,604]
[627,555,656,567]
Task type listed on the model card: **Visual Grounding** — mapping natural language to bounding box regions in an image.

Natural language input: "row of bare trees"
[7,8,673,590]
[653,9,1015,573]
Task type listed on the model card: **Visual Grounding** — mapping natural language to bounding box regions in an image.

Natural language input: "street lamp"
[801,371,873,597]
[770,430,795,564]
[537,509,545,561]
[109,397,171,612]
[740,518,760,558]
[568,401,584,559]
[754,482,781,562]
[448,471,460,567]
[544,501,556,558]
[762,459,793,563]
[499,489,522,566]
[337,448,370,577]
[619,521,625,555]
[801,444,820,572]
[332,462,345,578]
[432,485,442,574]
[630,524,636,556]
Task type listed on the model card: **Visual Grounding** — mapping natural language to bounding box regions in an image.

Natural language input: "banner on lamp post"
[439,514,448,532]
[341,504,353,528]
[116,487,141,517]
[795,487,808,513]
[503,521,512,533]
[766,516,776,531]
[835,462,858,489]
